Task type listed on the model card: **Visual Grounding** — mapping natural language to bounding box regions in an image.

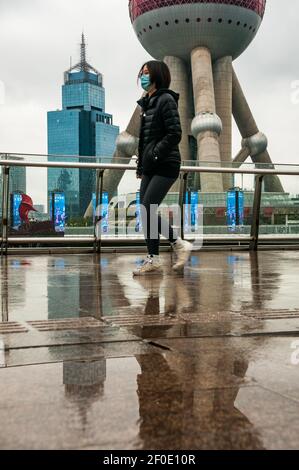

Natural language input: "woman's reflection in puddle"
[135,340,265,450]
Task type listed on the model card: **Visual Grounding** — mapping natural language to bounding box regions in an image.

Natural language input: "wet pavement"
[0,251,299,449]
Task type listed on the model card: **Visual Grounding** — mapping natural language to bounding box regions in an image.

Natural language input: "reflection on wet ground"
[0,251,299,449]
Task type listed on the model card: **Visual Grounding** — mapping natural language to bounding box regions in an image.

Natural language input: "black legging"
[140,174,178,255]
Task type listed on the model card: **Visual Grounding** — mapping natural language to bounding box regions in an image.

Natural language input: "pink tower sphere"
[129,0,266,60]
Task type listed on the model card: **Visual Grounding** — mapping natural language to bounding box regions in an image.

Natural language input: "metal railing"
[1,154,299,255]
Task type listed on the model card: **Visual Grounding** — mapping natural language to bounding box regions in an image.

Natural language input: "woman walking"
[133,60,192,276]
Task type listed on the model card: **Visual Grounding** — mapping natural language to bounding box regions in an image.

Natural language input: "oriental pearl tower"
[105,0,283,195]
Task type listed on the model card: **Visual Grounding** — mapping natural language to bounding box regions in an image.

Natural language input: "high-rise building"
[0,156,26,220]
[47,34,119,218]
[0,156,26,194]
[10,166,26,195]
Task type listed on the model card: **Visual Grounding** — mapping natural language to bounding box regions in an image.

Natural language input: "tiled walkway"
[0,251,299,449]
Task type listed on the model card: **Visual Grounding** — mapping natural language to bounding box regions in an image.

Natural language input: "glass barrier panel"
[259,174,299,237]
[4,158,144,240]
[182,170,255,238]
[7,156,96,239]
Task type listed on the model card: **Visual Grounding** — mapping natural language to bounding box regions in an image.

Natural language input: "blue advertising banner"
[50,192,66,233]
[11,193,22,230]
[101,192,109,234]
[190,191,199,231]
[92,192,109,234]
[227,189,244,232]
[238,190,244,226]
[135,191,142,233]
[185,191,199,233]
[227,191,236,230]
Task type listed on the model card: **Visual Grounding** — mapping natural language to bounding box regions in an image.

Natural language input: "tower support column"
[163,56,191,192]
[191,47,223,192]
[103,103,141,200]
[232,68,284,193]
[213,56,233,190]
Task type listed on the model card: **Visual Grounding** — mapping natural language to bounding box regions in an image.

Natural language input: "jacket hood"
[137,88,180,108]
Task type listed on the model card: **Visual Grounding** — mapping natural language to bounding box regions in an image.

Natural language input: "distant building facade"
[0,156,26,194]
[10,166,26,194]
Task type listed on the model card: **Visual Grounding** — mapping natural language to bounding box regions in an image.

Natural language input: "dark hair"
[137,60,171,89]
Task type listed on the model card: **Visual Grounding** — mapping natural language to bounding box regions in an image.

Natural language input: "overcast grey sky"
[1,0,299,203]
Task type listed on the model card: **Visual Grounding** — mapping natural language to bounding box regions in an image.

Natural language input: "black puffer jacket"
[136,88,182,179]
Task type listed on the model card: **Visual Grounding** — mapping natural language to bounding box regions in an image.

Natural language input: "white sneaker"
[172,238,193,272]
[133,255,163,276]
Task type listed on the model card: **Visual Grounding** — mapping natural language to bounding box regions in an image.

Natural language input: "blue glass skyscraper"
[47,34,119,218]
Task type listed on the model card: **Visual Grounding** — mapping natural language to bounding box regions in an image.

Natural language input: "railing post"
[1,256,9,321]
[178,172,188,240]
[250,174,264,251]
[94,169,105,254]
[1,165,10,256]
